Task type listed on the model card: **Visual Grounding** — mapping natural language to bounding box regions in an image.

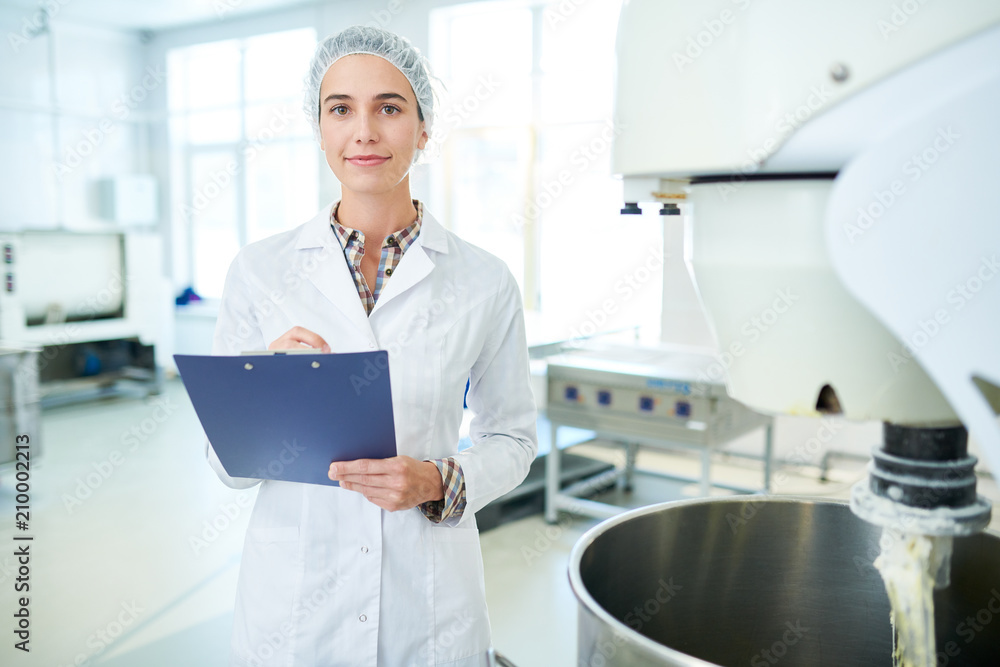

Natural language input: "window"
[429,1,662,339]
[168,28,318,299]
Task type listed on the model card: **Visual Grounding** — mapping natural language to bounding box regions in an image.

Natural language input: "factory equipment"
[572,497,1000,666]
[571,1,1000,665]
[0,231,169,405]
[544,341,773,522]
[0,347,40,469]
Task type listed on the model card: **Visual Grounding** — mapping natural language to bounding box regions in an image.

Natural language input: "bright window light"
[429,0,661,340]
[168,27,318,299]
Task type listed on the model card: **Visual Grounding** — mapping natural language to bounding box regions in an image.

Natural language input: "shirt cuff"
[418,457,467,524]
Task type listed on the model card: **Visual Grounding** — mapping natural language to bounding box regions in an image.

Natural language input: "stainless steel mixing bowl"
[570,497,1000,666]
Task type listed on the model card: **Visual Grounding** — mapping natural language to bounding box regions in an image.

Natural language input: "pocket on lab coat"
[232,525,305,662]
[431,526,490,662]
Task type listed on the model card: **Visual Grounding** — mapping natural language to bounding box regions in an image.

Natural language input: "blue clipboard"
[174,352,397,487]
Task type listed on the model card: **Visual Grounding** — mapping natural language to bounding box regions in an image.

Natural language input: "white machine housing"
[614,0,1000,475]
[0,231,172,371]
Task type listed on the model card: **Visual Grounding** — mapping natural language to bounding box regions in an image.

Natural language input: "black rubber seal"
[883,423,969,461]
[870,423,981,510]
[688,172,838,185]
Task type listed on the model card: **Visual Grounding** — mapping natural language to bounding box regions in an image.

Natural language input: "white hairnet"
[304,26,436,148]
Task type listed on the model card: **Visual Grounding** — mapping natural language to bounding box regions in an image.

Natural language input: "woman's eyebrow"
[373,92,410,104]
[323,92,411,104]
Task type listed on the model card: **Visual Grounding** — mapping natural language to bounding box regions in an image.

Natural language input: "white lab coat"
[206,203,538,666]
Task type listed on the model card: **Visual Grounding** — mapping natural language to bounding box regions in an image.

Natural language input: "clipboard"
[174,352,397,487]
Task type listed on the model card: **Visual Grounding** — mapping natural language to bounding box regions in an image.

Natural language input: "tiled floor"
[1,378,997,667]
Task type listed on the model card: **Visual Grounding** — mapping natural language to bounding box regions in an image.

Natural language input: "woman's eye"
[330,105,348,116]
[382,105,400,115]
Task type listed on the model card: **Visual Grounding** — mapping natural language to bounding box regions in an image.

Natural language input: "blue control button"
[597,390,612,406]
[564,386,579,402]
[675,401,691,417]
[639,396,654,412]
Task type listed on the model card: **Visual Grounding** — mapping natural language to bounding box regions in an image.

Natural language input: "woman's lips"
[347,155,389,166]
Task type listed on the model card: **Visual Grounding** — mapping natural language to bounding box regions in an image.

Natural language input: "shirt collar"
[330,200,423,252]
[294,201,447,255]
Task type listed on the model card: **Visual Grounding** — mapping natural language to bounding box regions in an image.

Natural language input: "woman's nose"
[354,113,378,142]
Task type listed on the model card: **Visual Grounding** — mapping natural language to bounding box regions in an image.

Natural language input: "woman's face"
[318,54,428,199]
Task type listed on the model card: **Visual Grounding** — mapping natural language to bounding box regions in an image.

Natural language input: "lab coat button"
[359,614,367,622]
[368,342,376,349]
[361,545,368,554]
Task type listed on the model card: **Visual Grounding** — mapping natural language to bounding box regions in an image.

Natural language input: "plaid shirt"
[330,200,423,315]
[331,200,467,523]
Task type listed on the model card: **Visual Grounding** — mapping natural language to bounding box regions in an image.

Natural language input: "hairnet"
[304,26,436,150]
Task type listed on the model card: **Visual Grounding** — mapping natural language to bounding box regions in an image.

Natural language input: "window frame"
[167,27,318,299]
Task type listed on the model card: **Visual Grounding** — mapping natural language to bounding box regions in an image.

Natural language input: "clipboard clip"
[242,360,322,370]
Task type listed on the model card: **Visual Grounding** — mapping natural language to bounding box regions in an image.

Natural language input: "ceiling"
[3,0,317,32]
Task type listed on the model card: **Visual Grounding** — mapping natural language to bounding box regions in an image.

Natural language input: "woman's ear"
[417,123,429,150]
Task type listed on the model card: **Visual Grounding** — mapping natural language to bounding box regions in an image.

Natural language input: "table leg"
[623,441,638,492]
[545,422,560,523]
[763,421,774,493]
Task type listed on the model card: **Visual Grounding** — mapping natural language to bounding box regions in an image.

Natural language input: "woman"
[206,26,538,667]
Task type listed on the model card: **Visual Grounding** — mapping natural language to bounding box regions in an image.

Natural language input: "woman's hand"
[329,456,445,511]
[268,326,331,352]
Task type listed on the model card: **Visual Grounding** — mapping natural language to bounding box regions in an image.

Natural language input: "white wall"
[0,7,150,231]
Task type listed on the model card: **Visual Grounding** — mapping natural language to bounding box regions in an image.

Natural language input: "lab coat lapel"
[295,204,373,340]
[370,210,450,316]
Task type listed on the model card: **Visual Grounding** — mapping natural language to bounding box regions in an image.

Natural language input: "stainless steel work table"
[544,343,774,522]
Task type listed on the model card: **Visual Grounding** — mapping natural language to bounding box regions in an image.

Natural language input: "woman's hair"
[304,26,437,155]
